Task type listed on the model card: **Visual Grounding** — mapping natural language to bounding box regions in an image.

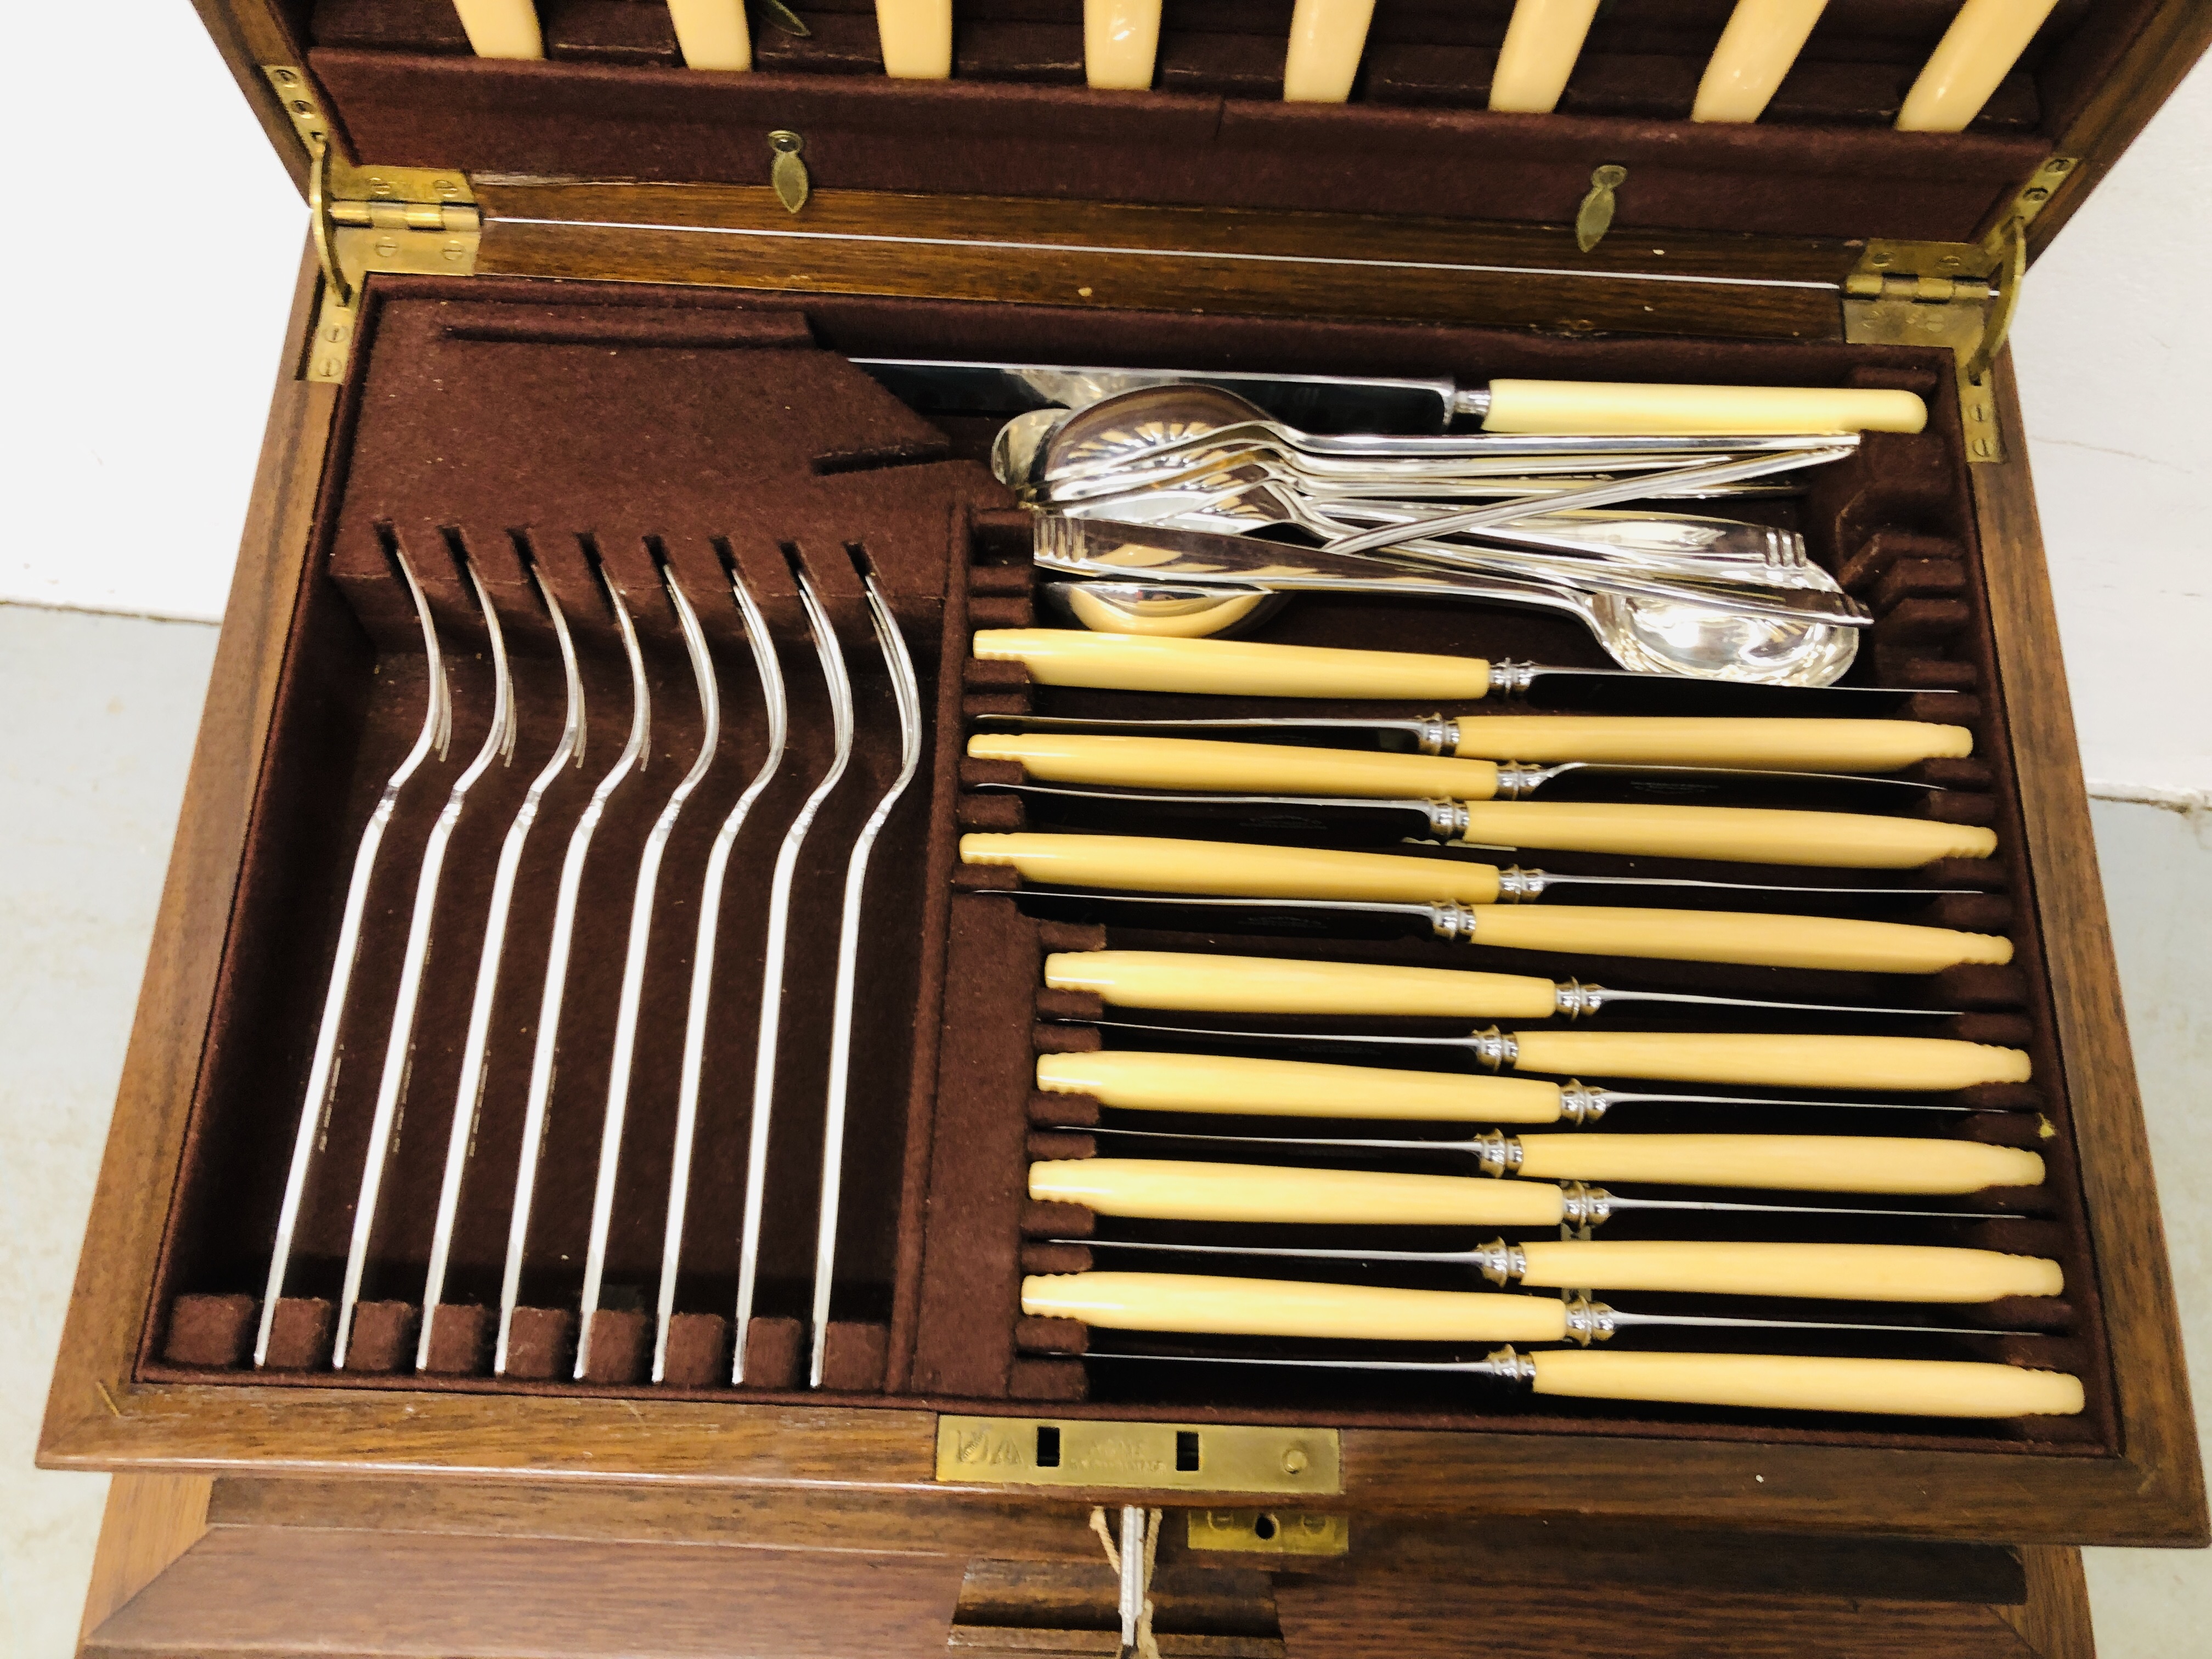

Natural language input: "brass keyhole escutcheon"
[770,129,811,215]
[1576,163,1627,253]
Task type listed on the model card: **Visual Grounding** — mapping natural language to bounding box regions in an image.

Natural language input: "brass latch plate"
[935,1417,1342,1496]
[1187,1509,1350,1556]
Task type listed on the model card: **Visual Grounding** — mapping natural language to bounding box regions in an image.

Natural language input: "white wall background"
[3,12,2205,799]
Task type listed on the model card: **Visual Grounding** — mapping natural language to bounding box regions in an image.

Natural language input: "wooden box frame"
[40,0,2210,1550]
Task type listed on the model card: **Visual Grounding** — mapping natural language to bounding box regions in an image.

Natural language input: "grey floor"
[2,601,2205,1656]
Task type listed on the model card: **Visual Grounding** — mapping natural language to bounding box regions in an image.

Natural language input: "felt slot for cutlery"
[140,272,2108,1456]
[297,0,2158,245]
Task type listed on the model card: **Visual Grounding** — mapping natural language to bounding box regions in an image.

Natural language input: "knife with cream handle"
[1086,0,1161,88]
[973,716,1974,772]
[454,0,544,57]
[992,781,1995,868]
[966,835,2009,971]
[1049,1124,2045,1193]
[1037,1048,1976,1122]
[1080,1331,2084,1419]
[968,830,1968,910]
[1693,0,1827,122]
[877,0,953,77]
[1490,0,1601,112]
[1034,1232,2063,1304]
[972,629,1944,713]
[668,0,752,70]
[1898,0,2063,133]
[1043,954,2032,1089]
[1284,0,1376,101]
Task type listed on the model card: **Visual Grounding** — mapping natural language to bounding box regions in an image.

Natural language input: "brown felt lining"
[141,272,2111,1459]
[295,0,2161,245]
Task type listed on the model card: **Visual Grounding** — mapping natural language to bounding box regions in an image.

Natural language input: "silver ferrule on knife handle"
[1412,713,1463,754]
[1466,1129,1523,1177]
[1492,866,1553,901]
[1424,798,1473,838]
[1486,1345,1542,1383]
[1426,901,1483,942]
[1469,1028,1523,1069]
[1557,1084,1612,1124]
[1476,1240,1531,1285]
[1559,1299,1620,1346]
[1487,659,1540,698]
[1494,763,1552,797]
[1455,389,1496,424]
[1553,982,1609,1018]
[1558,1183,1617,1229]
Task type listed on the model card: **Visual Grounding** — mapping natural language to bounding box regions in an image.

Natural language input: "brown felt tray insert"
[294,0,2159,242]
[143,272,2111,1457]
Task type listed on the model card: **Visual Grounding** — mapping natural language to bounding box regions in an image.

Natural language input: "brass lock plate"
[1187,1509,1350,1556]
[935,1417,1342,1495]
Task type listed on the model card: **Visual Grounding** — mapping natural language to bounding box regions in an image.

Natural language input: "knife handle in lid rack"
[1465,905,2012,974]
[973,630,1494,701]
[877,0,954,76]
[453,0,544,57]
[1283,0,1378,101]
[1030,1157,1569,1227]
[1528,1350,2083,1418]
[1514,1239,2063,1302]
[970,733,1507,800]
[1897,0,2063,132]
[1514,1133,2045,1195]
[1448,716,1973,771]
[1691,0,1830,124]
[1489,0,1601,112]
[1481,381,1928,436]
[1022,1271,1571,1343]
[1085,0,1161,89]
[1046,950,1564,1019]
[1505,1030,2032,1092]
[963,832,1507,904]
[667,0,752,70]
[1454,802,1996,869]
[1037,1049,1567,1124]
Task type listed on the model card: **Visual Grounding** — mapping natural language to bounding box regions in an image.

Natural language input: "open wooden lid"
[200,2,2206,271]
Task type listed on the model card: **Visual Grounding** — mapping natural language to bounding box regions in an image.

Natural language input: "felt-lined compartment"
[295,0,2159,245]
[144,272,2109,1459]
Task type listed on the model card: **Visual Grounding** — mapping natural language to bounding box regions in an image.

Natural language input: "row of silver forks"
[256,529,922,1389]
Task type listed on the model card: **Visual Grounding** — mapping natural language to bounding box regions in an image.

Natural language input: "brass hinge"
[1841,155,2076,464]
[261,66,481,383]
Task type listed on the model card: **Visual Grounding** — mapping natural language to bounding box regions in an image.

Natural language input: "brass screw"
[374,236,400,259]
[2024,187,2049,202]
[1281,1447,1309,1475]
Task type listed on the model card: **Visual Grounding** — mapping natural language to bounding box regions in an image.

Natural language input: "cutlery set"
[946,365,2079,1420]
[257,532,926,1389]
[454,1,2059,137]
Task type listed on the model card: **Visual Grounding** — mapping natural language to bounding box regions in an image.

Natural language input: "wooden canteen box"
[46,1,2211,1652]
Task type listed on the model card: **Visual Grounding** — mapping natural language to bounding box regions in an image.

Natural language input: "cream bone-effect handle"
[1023,1276,2083,1414]
[667,0,753,70]
[1482,381,1927,437]
[1039,1049,1571,1124]
[971,834,2011,972]
[877,0,955,77]
[1283,0,1378,102]
[1898,0,2064,133]
[1085,0,1161,89]
[976,716,1978,774]
[453,0,544,57]
[1692,0,1830,124]
[1489,0,1602,113]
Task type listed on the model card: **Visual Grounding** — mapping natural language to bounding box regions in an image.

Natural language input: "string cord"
[1088,1505,1165,1659]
